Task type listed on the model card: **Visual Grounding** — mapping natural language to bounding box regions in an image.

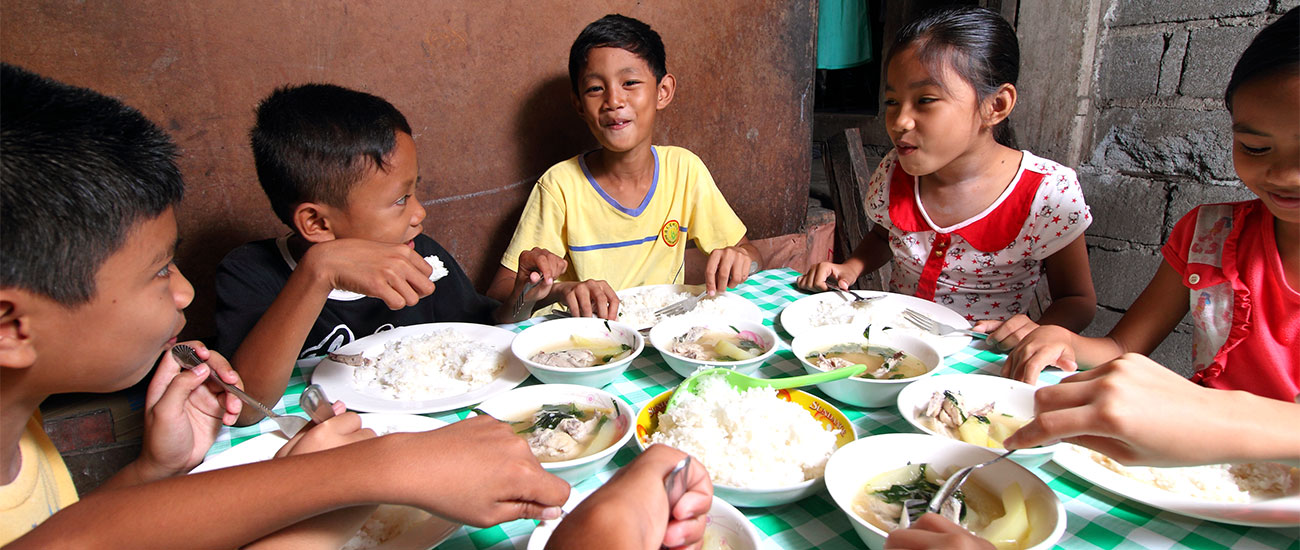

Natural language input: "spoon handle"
[760,363,868,390]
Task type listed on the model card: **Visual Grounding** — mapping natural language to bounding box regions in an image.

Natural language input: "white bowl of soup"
[791,325,941,408]
[897,373,1062,469]
[648,315,778,378]
[474,383,635,485]
[825,434,1065,550]
[512,317,644,388]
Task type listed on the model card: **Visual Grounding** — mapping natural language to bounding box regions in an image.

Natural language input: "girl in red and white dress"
[797,6,1096,348]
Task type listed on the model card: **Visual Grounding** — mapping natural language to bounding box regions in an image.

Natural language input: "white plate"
[311,323,528,414]
[779,290,972,356]
[613,284,764,332]
[1052,445,1300,527]
[192,413,456,549]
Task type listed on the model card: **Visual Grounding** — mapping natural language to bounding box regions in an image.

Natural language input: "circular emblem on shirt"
[660,220,681,247]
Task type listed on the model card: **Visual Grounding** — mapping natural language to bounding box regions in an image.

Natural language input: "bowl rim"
[473,383,637,469]
[790,326,943,385]
[824,433,1066,549]
[511,317,645,374]
[895,373,1061,455]
[647,315,780,366]
[634,387,857,492]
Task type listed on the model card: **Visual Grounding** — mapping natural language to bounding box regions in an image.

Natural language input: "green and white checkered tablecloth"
[208,269,1300,550]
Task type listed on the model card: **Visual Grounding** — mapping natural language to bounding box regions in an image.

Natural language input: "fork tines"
[901,308,937,332]
[655,292,703,317]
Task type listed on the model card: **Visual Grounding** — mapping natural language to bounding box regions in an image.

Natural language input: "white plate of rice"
[778,290,972,356]
[192,413,460,549]
[613,284,763,332]
[312,323,528,414]
[1053,444,1300,527]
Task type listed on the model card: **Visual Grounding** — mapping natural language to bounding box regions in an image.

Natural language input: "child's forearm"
[231,266,333,425]
[845,228,894,279]
[1035,295,1096,333]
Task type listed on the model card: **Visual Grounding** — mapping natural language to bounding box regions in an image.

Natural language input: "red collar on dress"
[887,163,1045,253]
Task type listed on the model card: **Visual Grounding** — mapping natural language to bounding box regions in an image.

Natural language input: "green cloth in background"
[817,0,873,69]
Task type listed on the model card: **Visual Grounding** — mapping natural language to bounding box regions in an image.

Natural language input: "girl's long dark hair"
[887,6,1020,148]
[1225,7,1299,112]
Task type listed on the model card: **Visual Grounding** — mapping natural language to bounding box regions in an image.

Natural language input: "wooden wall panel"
[1,1,814,338]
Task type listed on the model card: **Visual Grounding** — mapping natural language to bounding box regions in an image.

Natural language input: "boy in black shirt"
[214,84,544,425]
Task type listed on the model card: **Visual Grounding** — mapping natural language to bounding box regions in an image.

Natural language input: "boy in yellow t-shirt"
[488,14,763,320]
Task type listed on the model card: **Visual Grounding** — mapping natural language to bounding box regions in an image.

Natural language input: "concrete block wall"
[1079,0,1292,374]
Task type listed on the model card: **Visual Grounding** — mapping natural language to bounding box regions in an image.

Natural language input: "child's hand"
[1005,353,1254,466]
[704,246,754,295]
[556,280,621,320]
[884,513,994,550]
[1001,325,1079,384]
[275,407,376,457]
[377,415,570,526]
[515,248,567,303]
[972,314,1039,351]
[796,261,860,292]
[549,444,713,550]
[138,343,243,481]
[301,238,435,309]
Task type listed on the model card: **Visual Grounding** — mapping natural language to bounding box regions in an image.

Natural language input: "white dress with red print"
[865,149,1091,322]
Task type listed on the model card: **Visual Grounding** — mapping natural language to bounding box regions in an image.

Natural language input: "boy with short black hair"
[488,14,764,319]
[0,63,567,547]
[215,84,544,424]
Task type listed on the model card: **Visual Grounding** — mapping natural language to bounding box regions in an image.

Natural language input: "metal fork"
[655,290,707,317]
[927,449,1016,514]
[900,308,988,339]
[170,344,309,438]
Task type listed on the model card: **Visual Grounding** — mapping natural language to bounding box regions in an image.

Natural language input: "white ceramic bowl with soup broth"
[825,434,1066,550]
[791,325,942,408]
[474,384,635,485]
[897,373,1062,469]
[511,317,644,388]
[648,315,779,378]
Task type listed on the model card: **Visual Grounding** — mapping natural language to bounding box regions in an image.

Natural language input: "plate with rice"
[312,322,528,414]
[612,284,763,332]
[1053,444,1300,527]
[778,290,972,356]
[192,413,460,549]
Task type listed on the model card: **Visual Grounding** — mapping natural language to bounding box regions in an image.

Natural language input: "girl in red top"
[1005,8,1299,402]
[796,6,1097,344]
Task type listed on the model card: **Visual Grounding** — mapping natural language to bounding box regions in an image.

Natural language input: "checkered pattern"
[207,269,1300,550]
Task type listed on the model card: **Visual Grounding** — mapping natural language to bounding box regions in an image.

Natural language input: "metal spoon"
[299,384,337,424]
[170,344,309,438]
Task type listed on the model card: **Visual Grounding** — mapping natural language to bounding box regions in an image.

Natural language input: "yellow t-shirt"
[0,414,78,545]
[501,145,747,290]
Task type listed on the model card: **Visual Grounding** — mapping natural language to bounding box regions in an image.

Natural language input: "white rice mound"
[649,375,840,488]
[425,255,449,282]
[617,287,752,328]
[809,299,949,349]
[353,329,503,400]
[1084,447,1300,502]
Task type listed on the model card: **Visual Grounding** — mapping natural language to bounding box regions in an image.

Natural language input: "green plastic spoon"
[665,363,868,410]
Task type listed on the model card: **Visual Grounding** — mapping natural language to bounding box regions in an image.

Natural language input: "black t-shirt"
[213,235,499,359]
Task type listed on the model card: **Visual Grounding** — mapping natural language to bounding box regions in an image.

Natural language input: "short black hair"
[0,63,185,306]
[249,84,413,228]
[568,14,668,95]
[1225,7,1299,112]
[888,6,1020,148]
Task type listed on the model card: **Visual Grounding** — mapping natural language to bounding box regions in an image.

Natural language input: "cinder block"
[1167,181,1256,235]
[1114,0,1268,25]
[1079,170,1167,245]
[1276,0,1300,13]
[1157,29,1189,96]
[1091,108,1235,181]
[1150,324,1194,377]
[1100,32,1164,99]
[1088,245,1164,309]
[1181,25,1265,98]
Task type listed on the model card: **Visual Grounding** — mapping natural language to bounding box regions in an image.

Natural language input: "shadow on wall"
[460,74,595,284]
